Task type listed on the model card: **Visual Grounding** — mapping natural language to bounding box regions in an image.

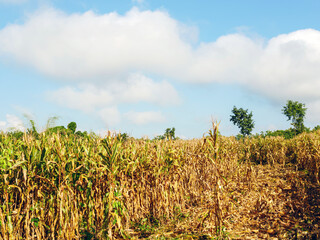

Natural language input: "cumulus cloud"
[125,111,165,125]
[306,100,320,124]
[247,30,320,102]
[1,7,320,120]
[47,84,114,112]
[98,107,121,126]
[0,7,192,80]
[116,73,181,105]
[6,114,25,131]
[47,73,177,125]
[0,114,25,132]
[47,73,180,112]
[0,121,6,130]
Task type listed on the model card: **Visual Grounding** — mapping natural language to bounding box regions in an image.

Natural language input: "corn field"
[0,124,320,239]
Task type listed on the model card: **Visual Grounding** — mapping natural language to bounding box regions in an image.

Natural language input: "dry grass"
[0,125,320,239]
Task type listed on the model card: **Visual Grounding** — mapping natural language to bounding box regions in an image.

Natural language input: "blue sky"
[1,0,320,138]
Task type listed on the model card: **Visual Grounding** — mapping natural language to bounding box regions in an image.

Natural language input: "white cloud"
[125,111,165,125]
[116,73,181,105]
[247,29,320,102]
[47,73,180,112]
[95,129,110,138]
[6,114,25,131]
[0,114,25,132]
[98,107,121,126]
[0,7,192,80]
[2,8,320,120]
[47,73,178,125]
[47,84,114,112]
[306,100,320,124]
[0,121,6,131]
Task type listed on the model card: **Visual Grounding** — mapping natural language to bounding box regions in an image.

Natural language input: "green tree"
[154,127,176,140]
[116,133,129,142]
[47,126,67,134]
[67,122,77,134]
[261,129,296,139]
[230,106,255,137]
[282,100,307,134]
[75,130,88,138]
[164,127,176,140]
[313,125,320,131]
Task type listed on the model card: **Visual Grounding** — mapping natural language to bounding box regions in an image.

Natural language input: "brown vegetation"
[0,124,320,239]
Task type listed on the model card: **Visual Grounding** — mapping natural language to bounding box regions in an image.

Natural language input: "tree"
[67,122,77,134]
[282,100,307,134]
[313,125,320,131]
[47,126,66,134]
[164,127,176,140]
[116,132,129,142]
[261,129,296,139]
[154,127,176,140]
[230,106,254,137]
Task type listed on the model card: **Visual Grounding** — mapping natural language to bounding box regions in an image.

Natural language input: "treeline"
[231,100,320,139]
[3,99,319,141]
[153,127,177,140]
[259,126,320,139]
[6,121,90,140]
